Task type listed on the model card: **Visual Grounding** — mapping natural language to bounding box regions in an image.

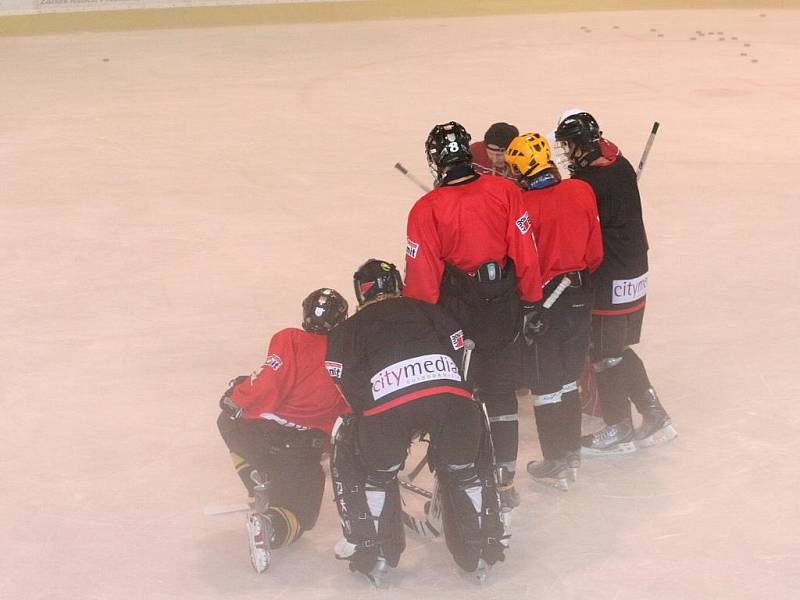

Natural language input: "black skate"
[581,418,636,455]
[526,459,568,491]
[565,450,581,482]
[635,389,677,447]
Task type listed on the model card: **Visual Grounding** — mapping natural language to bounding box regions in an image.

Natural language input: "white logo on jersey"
[370,354,461,401]
[325,360,343,378]
[406,238,420,259]
[516,212,532,235]
[611,272,649,304]
[264,354,283,371]
[450,330,464,350]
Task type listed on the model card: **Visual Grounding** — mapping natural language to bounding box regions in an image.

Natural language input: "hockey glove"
[522,302,548,345]
[219,375,248,420]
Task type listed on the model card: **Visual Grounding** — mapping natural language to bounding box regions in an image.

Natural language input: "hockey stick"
[636,121,660,181]
[394,162,432,193]
[203,502,251,516]
[542,276,572,309]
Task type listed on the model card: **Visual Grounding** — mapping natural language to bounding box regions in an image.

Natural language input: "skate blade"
[246,512,272,574]
[568,467,579,482]
[637,424,678,448]
[533,476,569,491]
[581,441,637,456]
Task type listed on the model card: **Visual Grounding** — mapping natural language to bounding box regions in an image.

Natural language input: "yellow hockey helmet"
[504,133,555,180]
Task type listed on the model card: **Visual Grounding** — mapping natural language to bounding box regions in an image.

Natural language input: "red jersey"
[404,174,542,304]
[521,178,603,286]
[230,327,349,433]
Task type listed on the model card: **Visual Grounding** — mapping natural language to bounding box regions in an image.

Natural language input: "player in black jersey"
[326,259,506,585]
[555,112,676,454]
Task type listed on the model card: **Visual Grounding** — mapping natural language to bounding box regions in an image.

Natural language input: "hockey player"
[404,121,542,510]
[548,108,620,178]
[326,259,506,584]
[504,132,603,489]
[217,288,350,573]
[554,112,676,454]
[470,122,519,177]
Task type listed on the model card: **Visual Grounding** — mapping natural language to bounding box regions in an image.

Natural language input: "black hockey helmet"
[301,288,348,333]
[554,112,602,169]
[425,121,472,175]
[353,259,404,306]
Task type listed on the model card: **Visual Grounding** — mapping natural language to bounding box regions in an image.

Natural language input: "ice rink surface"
[2,6,800,599]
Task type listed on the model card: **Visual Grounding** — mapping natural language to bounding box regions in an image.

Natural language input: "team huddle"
[215,111,678,585]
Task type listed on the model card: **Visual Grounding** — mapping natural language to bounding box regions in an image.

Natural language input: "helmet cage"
[425,121,472,177]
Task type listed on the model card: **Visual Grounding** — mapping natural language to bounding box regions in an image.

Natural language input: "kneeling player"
[326,260,506,585]
[504,133,603,488]
[217,288,349,573]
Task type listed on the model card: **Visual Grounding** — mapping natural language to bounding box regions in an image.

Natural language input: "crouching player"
[217,288,350,573]
[326,259,506,585]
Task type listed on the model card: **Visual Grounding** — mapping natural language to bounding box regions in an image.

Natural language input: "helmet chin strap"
[573,145,602,169]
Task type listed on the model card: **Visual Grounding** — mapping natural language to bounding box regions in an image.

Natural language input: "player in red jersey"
[404,121,542,512]
[504,132,603,489]
[470,122,519,177]
[216,288,349,573]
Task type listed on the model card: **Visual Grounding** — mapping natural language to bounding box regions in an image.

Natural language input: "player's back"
[413,175,521,272]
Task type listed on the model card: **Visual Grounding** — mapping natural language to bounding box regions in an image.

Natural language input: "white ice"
[1,8,800,600]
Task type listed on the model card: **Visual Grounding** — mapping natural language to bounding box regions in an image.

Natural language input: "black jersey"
[325,297,473,416]
[573,155,649,314]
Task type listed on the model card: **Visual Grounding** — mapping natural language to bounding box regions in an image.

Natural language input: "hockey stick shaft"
[394,162,431,193]
[399,478,433,499]
[636,121,660,181]
[405,453,428,482]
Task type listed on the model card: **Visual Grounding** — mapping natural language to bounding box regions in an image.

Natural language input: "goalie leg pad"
[439,462,506,573]
[331,419,405,575]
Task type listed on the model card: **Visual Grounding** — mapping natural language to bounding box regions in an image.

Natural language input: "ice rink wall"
[2,0,798,36]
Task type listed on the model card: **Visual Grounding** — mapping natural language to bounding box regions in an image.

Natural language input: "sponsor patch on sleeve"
[406,238,420,259]
[325,360,343,378]
[515,212,532,235]
[264,354,283,371]
[450,330,465,350]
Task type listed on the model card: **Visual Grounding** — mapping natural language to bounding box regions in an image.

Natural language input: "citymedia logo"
[611,272,648,305]
[371,354,461,400]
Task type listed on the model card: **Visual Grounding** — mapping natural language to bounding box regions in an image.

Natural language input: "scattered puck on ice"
[732,36,738,40]
[613,25,619,29]
[741,52,748,56]
[751,58,759,62]
[690,37,696,40]
[718,37,725,41]
[650,28,656,32]
[102,58,109,62]
[744,42,751,47]
[657,33,664,37]
[759,13,766,17]
[717,31,723,34]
